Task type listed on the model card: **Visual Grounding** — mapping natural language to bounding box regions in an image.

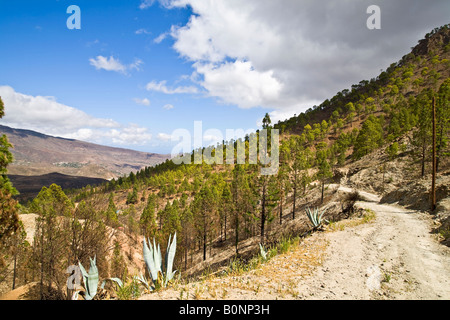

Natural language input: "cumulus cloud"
[105,125,152,145]
[135,28,151,35]
[163,104,174,110]
[134,98,151,106]
[0,86,152,146]
[153,32,168,43]
[89,56,143,74]
[157,133,172,141]
[154,0,449,120]
[194,60,283,109]
[146,80,198,94]
[139,0,156,10]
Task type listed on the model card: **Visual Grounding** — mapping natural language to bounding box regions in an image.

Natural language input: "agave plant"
[137,233,177,291]
[73,256,123,300]
[259,243,268,261]
[305,207,326,230]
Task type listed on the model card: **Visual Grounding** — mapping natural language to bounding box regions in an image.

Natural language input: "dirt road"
[141,187,450,300]
[298,188,450,299]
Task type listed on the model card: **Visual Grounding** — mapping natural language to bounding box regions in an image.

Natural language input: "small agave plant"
[259,243,268,261]
[305,207,326,230]
[72,256,123,300]
[135,233,177,292]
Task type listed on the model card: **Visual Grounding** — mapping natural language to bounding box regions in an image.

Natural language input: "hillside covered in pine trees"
[1,24,449,301]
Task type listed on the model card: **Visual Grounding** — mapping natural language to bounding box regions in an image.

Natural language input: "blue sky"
[0,0,448,154]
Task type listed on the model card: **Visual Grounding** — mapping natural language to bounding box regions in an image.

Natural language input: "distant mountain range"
[0,124,170,180]
[0,124,170,201]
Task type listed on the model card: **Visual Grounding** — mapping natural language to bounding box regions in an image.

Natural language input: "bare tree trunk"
[432,96,437,211]
[12,236,17,290]
[292,186,296,220]
[421,141,426,177]
[260,183,266,245]
[203,227,207,261]
[279,195,283,225]
[235,213,239,255]
[321,180,325,204]
[224,214,227,241]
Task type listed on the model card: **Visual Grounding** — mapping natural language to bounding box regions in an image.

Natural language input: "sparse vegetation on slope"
[1,25,449,300]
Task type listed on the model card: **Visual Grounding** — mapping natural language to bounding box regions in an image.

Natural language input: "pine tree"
[140,194,157,238]
[180,206,194,270]
[0,97,20,246]
[192,184,217,261]
[290,145,311,220]
[218,184,232,242]
[69,200,110,277]
[163,199,181,239]
[412,89,432,176]
[126,185,138,205]
[353,115,384,159]
[105,193,119,224]
[30,184,73,299]
[0,188,19,245]
[231,165,253,255]
[436,78,450,172]
[256,174,279,244]
[386,142,399,160]
[276,163,289,225]
[316,149,333,204]
[110,241,127,281]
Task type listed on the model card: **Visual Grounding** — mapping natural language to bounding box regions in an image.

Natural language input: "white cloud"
[66,128,95,141]
[135,28,151,35]
[163,104,174,110]
[157,133,172,141]
[139,0,155,10]
[89,56,143,74]
[89,56,126,73]
[154,32,168,44]
[0,86,152,146]
[0,86,118,131]
[203,134,221,143]
[129,59,144,71]
[158,0,450,115]
[134,98,151,106]
[146,80,198,94]
[105,125,152,145]
[194,60,283,109]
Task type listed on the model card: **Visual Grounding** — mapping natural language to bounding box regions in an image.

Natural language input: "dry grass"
[326,208,376,232]
[174,234,329,299]
[140,208,377,300]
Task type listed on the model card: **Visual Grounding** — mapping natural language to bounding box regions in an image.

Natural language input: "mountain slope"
[2,25,449,301]
[0,125,170,180]
[69,25,449,276]
[140,189,450,300]
[274,24,450,137]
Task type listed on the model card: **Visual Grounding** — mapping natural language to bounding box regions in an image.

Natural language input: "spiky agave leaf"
[143,237,160,282]
[259,243,267,260]
[306,207,325,229]
[164,233,177,287]
[101,277,124,290]
[154,239,163,276]
[142,234,178,289]
[78,256,99,300]
[71,290,81,300]
[134,272,154,292]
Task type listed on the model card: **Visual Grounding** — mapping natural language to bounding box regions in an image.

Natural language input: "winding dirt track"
[297,187,450,299]
[141,187,450,300]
